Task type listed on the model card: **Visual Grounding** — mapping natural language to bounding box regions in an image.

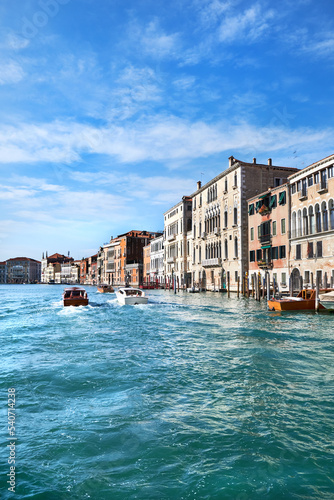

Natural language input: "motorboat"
[63,287,89,307]
[97,284,114,293]
[187,286,200,293]
[268,288,332,311]
[319,290,334,311]
[116,287,148,305]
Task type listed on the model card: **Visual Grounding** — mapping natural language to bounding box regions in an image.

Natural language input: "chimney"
[268,158,272,166]
[229,156,234,167]
[253,158,256,164]
[197,180,201,190]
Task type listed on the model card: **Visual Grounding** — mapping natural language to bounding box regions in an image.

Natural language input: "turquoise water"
[0,284,333,500]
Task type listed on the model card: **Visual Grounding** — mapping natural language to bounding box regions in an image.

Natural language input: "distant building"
[41,252,74,283]
[143,244,151,284]
[150,235,164,285]
[0,261,7,284]
[164,197,192,289]
[100,230,162,286]
[6,257,41,284]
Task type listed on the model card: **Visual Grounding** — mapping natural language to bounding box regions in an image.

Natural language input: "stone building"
[248,183,290,292]
[191,156,298,291]
[0,261,7,284]
[150,235,164,285]
[288,153,334,289]
[100,230,162,286]
[164,197,192,289]
[6,257,41,284]
[41,252,73,283]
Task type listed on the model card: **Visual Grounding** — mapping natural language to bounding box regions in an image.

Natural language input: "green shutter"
[269,195,276,208]
[279,191,286,205]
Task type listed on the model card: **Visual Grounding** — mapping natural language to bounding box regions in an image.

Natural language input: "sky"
[0,0,334,261]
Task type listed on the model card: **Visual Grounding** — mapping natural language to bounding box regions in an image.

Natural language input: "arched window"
[224,209,228,228]
[297,210,302,237]
[291,212,297,238]
[315,204,321,232]
[329,199,334,230]
[303,207,308,235]
[322,201,328,231]
[224,239,228,259]
[234,237,238,258]
[219,242,221,258]
[187,218,192,232]
[199,245,201,263]
[309,206,315,234]
[233,207,238,225]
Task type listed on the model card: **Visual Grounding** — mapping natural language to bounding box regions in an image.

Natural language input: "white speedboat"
[116,287,148,305]
[319,290,334,310]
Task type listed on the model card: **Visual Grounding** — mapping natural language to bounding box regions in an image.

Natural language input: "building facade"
[6,257,41,284]
[289,154,334,290]
[150,235,164,285]
[248,183,290,292]
[41,252,74,283]
[164,197,192,289]
[0,261,7,284]
[191,157,298,291]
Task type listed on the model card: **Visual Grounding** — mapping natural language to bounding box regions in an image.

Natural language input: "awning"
[261,245,272,249]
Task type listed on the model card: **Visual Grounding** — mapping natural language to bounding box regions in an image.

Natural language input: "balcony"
[317,181,328,194]
[259,233,271,245]
[214,227,220,235]
[257,260,273,270]
[167,256,176,264]
[202,258,222,267]
[299,188,308,201]
[167,233,177,242]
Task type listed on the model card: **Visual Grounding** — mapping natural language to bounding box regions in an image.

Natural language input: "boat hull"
[116,287,148,305]
[63,298,89,307]
[97,286,114,293]
[268,298,325,311]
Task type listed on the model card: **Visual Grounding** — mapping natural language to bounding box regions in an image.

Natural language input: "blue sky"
[1,0,334,261]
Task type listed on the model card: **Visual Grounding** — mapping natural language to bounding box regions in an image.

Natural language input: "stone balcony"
[201,258,222,267]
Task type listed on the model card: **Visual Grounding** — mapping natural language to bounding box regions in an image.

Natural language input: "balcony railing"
[167,256,176,264]
[317,181,328,194]
[257,261,273,270]
[167,233,177,242]
[299,188,308,200]
[259,233,271,244]
[202,258,222,267]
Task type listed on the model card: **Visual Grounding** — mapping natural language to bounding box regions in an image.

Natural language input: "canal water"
[0,285,333,499]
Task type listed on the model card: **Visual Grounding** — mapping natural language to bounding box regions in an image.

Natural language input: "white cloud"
[0,116,333,168]
[218,3,275,43]
[0,60,25,84]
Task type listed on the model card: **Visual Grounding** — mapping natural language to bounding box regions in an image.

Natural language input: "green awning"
[261,245,272,249]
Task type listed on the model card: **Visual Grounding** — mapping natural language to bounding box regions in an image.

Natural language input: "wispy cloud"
[218,3,275,43]
[0,60,25,84]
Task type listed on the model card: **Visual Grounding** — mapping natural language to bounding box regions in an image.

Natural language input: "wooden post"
[227,272,230,298]
[266,272,270,301]
[257,273,261,301]
[237,276,240,297]
[315,274,320,311]
[252,273,255,298]
[311,272,314,289]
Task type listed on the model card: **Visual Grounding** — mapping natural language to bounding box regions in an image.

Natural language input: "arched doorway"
[291,268,301,293]
[221,268,226,290]
[202,270,207,290]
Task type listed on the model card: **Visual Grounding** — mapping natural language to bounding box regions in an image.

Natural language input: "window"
[291,184,296,194]
[281,218,286,234]
[274,178,282,187]
[224,239,228,259]
[258,225,262,238]
[296,244,301,260]
[233,207,238,225]
[314,172,319,184]
[250,250,255,262]
[272,246,278,259]
[307,242,314,259]
[234,237,238,258]
[250,227,254,241]
[308,175,313,187]
[234,173,237,187]
[297,180,302,191]
[317,241,323,258]
[272,221,277,236]
[256,249,262,261]
[269,194,277,208]
[249,203,254,215]
[279,246,286,259]
[235,271,238,282]
[281,272,286,285]
[328,165,334,178]
[304,271,310,283]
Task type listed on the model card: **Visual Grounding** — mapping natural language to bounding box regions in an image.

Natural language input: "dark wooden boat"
[63,287,89,307]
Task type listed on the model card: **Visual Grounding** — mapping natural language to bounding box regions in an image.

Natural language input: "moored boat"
[63,287,89,307]
[116,287,148,305]
[319,290,334,311]
[97,284,114,293]
[268,288,327,311]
